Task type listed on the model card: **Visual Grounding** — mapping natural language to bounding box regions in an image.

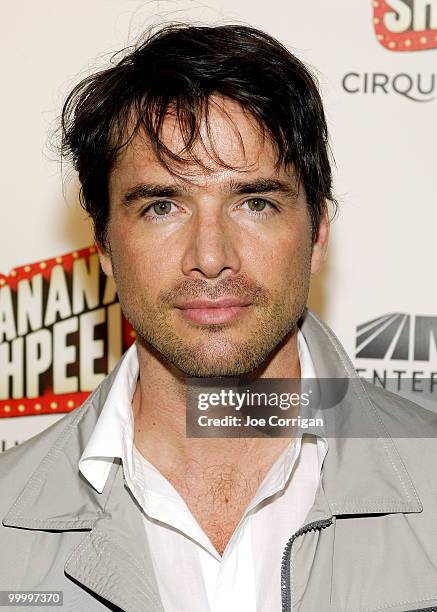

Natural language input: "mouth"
[175,297,252,325]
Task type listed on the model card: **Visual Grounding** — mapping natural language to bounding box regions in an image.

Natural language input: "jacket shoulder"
[0,355,125,520]
[1,409,75,470]
[362,379,437,436]
[0,388,101,516]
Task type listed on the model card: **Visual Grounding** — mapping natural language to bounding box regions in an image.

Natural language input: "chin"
[173,349,264,378]
[178,364,251,378]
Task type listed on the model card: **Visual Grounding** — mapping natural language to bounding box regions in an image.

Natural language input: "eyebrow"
[122,177,299,206]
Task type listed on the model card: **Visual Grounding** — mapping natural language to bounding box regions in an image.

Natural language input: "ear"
[310,205,330,274]
[96,241,114,278]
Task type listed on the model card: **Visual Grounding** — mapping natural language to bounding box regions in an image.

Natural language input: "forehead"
[109,96,292,192]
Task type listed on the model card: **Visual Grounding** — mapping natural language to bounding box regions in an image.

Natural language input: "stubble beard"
[117,285,309,378]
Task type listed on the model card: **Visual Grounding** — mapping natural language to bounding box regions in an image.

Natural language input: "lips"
[176,297,251,309]
[175,296,252,324]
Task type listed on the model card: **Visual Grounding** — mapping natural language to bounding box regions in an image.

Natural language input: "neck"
[132,327,301,471]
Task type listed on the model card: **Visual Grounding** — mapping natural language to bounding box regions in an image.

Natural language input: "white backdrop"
[1,0,436,451]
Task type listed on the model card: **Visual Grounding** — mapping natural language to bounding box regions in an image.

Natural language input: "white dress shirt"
[79,330,328,612]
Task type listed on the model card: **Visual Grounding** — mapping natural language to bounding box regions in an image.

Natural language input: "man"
[1,23,437,612]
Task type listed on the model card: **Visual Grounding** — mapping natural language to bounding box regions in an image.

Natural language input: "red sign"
[374,0,437,51]
[0,247,134,418]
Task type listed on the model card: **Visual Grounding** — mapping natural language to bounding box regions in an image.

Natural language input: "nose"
[181,208,241,279]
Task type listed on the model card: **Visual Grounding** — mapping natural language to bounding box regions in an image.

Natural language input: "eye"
[151,201,174,215]
[240,198,277,217]
[141,200,179,221]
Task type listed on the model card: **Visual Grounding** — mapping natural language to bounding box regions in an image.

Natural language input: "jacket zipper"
[280,519,437,612]
[280,517,333,612]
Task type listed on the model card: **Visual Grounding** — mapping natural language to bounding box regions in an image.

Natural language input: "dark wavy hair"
[61,23,336,247]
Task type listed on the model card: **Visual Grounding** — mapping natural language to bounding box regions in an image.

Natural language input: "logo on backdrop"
[373,0,437,51]
[356,312,437,360]
[341,2,437,102]
[342,71,436,102]
[355,312,437,394]
[0,247,135,419]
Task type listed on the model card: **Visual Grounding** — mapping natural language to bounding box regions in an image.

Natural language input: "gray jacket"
[1,309,437,612]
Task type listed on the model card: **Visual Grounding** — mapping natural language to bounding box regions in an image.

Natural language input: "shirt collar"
[78,342,138,493]
[297,326,317,379]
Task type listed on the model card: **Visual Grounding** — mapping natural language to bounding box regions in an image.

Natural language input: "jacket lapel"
[64,462,164,612]
[2,361,164,612]
[299,309,422,516]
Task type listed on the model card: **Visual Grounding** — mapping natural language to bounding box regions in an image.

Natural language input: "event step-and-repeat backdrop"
[1,0,436,451]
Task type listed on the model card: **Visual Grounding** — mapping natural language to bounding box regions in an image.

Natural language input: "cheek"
[248,231,312,287]
[109,222,178,296]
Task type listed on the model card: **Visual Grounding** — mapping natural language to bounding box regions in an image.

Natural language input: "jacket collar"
[2,307,422,532]
[2,364,121,531]
[300,309,422,516]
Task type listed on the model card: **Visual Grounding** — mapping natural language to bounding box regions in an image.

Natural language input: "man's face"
[100,97,329,377]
